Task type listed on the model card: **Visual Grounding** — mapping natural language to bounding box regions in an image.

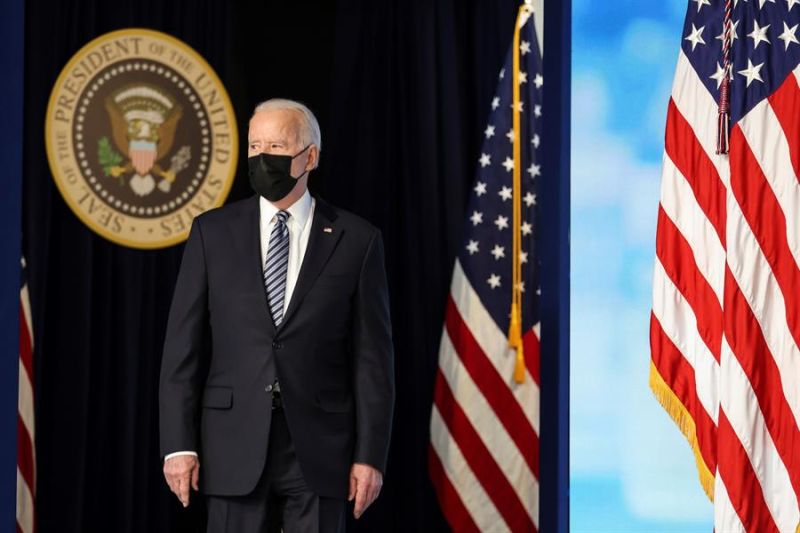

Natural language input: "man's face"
[248,109,313,179]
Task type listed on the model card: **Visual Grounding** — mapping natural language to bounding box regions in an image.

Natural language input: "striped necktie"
[264,210,290,326]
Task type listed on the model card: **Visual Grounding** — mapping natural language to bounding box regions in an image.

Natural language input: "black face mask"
[248,144,311,202]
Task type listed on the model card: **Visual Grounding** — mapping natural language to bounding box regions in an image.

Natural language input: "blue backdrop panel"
[540,0,571,531]
[0,0,25,532]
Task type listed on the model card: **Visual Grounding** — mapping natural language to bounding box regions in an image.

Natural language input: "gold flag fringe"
[649,362,715,502]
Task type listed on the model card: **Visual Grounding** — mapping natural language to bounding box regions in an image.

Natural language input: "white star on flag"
[498,186,513,201]
[491,245,505,260]
[479,153,492,167]
[710,62,727,88]
[532,134,540,148]
[470,211,483,226]
[788,0,800,10]
[474,181,487,196]
[484,125,496,138]
[779,22,799,50]
[738,59,765,86]
[519,71,528,84]
[520,40,531,55]
[491,97,500,110]
[748,20,771,49]
[494,215,509,230]
[758,0,776,7]
[692,0,711,11]
[520,251,529,264]
[534,104,542,117]
[502,157,515,172]
[521,221,533,236]
[506,129,515,143]
[528,163,541,177]
[716,20,740,43]
[487,273,501,289]
[685,23,706,50]
[466,240,479,255]
[523,191,536,206]
[534,73,543,88]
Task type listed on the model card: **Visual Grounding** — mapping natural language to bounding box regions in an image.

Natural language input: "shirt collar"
[259,188,312,229]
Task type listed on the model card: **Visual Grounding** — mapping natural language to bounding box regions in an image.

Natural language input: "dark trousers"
[206,407,346,533]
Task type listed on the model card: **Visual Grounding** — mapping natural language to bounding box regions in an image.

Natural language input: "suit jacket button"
[265,384,273,393]
[272,341,282,350]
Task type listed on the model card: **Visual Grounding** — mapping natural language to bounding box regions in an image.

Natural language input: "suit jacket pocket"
[202,386,233,409]
[316,390,353,413]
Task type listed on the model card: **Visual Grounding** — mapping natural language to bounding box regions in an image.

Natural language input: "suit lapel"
[278,197,343,332]
[239,195,277,336]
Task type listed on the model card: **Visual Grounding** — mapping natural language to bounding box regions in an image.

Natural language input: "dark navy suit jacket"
[159,195,395,498]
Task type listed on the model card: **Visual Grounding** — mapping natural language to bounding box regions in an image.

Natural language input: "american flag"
[429,5,541,532]
[651,0,800,531]
[18,257,35,533]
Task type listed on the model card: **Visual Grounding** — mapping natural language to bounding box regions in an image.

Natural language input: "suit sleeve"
[159,218,211,458]
[351,229,395,473]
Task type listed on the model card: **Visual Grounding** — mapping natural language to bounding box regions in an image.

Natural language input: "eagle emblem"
[101,84,190,196]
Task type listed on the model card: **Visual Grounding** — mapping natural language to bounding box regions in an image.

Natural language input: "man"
[159,98,395,532]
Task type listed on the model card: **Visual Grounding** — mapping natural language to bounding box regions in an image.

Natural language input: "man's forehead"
[249,109,302,134]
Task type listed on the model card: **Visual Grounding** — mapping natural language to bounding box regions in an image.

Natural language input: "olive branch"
[97,136,125,182]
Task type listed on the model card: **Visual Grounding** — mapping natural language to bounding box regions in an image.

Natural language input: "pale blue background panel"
[570,1,714,531]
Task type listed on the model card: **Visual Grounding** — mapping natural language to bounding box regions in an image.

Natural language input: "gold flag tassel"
[508,3,531,384]
[509,303,525,383]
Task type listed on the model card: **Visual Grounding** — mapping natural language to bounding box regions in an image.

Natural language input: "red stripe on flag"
[445,297,540,476]
[650,313,718,474]
[717,411,780,533]
[656,206,723,361]
[724,266,800,499]
[664,99,727,246]
[767,72,800,185]
[729,126,800,350]
[428,443,481,533]
[18,305,33,380]
[523,328,541,385]
[16,415,34,491]
[433,370,536,532]
[18,279,36,533]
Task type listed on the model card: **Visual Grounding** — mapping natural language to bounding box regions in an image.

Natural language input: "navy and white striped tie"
[264,210,290,326]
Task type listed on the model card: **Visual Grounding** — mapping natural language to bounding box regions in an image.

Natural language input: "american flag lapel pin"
[323,227,333,233]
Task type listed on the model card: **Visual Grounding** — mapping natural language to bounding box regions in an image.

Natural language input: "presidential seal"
[45,28,237,249]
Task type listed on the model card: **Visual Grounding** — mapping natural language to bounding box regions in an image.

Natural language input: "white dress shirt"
[165,190,316,462]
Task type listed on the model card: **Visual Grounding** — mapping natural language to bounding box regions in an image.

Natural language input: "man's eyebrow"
[248,138,287,144]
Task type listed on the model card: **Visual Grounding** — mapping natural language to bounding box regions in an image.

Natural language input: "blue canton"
[682,0,800,123]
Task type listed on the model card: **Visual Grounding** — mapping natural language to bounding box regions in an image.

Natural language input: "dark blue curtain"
[21,1,569,531]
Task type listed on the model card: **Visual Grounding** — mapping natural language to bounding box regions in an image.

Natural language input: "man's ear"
[306,145,320,170]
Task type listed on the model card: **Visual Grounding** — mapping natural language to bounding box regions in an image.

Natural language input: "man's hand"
[163,455,199,507]
[348,463,383,519]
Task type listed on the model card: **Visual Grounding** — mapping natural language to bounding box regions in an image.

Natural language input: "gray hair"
[252,98,322,152]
